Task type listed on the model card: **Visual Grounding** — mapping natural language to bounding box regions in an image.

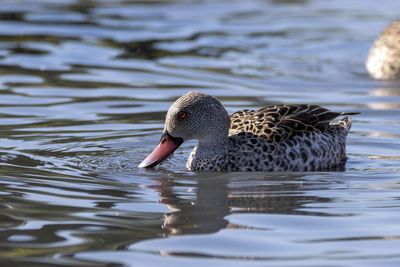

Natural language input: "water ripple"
[0,0,400,266]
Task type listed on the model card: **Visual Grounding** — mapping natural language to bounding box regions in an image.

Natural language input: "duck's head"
[138,91,230,168]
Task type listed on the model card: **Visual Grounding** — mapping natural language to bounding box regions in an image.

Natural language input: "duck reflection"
[368,86,400,109]
[370,87,400,97]
[153,173,332,236]
[153,176,229,236]
[368,77,400,109]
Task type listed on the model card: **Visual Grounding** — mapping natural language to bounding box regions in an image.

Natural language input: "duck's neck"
[197,135,229,156]
[187,135,230,170]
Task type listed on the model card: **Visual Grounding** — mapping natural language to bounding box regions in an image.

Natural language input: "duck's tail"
[340,112,361,116]
[340,112,360,130]
[338,115,353,130]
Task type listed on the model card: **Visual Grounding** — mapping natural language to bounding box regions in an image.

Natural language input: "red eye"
[178,111,187,119]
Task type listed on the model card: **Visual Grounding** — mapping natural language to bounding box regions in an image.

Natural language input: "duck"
[138,91,359,172]
[366,20,400,79]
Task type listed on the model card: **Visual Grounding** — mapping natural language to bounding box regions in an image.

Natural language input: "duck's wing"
[229,104,359,142]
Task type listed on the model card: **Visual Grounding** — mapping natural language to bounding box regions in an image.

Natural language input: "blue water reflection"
[0,0,400,266]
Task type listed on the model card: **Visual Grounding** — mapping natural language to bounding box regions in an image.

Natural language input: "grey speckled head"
[138,91,230,168]
[164,91,230,141]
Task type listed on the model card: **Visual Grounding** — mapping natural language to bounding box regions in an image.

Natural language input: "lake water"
[1,0,400,266]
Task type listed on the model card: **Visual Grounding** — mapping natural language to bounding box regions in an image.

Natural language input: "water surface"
[1,0,400,266]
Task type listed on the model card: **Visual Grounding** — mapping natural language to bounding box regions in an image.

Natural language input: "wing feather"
[229,104,359,142]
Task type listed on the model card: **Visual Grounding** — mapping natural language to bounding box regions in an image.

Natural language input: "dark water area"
[0,0,400,266]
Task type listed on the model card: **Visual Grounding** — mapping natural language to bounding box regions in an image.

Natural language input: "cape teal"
[139,91,359,172]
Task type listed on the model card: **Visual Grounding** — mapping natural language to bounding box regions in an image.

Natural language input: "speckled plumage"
[140,91,358,172]
[187,103,355,172]
[366,20,400,79]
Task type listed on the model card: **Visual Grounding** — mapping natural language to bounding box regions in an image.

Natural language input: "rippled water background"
[1,0,400,266]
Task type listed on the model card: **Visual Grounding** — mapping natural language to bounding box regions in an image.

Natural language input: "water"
[0,0,400,266]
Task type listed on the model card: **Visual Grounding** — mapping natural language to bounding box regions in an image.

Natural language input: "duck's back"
[226,104,356,171]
